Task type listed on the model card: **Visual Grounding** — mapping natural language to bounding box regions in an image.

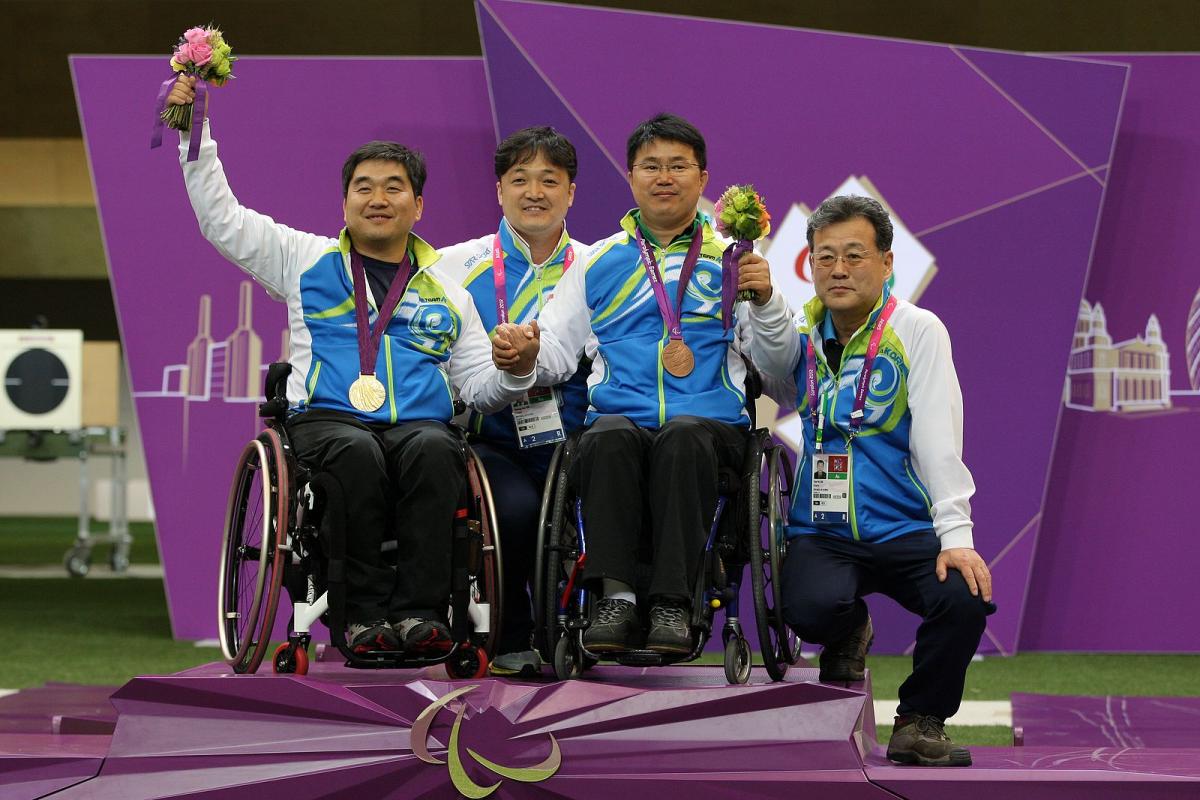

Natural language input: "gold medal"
[661,339,695,378]
[348,374,386,412]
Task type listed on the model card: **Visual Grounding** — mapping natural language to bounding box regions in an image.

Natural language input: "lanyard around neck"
[805,295,897,451]
[491,230,574,325]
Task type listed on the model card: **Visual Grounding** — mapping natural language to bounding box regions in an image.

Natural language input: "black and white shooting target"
[0,330,83,430]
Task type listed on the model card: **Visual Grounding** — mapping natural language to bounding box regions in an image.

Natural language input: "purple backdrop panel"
[1012,693,1200,748]
[72,57,497,640]
[479,0,1126,654]
[1022,56,1200,653]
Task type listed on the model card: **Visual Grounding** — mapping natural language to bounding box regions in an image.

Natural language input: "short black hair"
[495,126,578,182]
[341,141,427,198]
[625,113,707,170]
[806,195,894,252]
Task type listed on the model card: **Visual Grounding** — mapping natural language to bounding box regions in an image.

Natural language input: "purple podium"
[4,664,1200,799]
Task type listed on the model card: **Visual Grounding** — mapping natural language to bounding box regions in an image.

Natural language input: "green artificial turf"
[0,578,218,687]
[0,516,160,566]
[866,653,1200,700]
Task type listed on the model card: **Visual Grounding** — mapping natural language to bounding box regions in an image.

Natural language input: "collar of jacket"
[620,209,724,261]
[803,283,894,350]
[337,228,441,271]
[498,217,572,268]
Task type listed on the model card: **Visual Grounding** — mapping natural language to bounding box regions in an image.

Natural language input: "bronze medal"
[348,373,386,412]
[661,339,695,378]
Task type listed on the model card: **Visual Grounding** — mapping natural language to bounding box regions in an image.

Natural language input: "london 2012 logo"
[411,684,562,797]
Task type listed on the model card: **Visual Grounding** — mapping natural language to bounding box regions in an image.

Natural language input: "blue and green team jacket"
[180,122,533,422]
[437,218,591,450]
[535,210,793,429]
[749,286,976,549]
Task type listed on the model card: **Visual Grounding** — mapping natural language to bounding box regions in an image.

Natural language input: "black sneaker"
[392,617,453,655]
[645,603,692,655]
[347,620,400,654]
[886,714,972,766]
[818,614,873,682]
[582,598,640,652]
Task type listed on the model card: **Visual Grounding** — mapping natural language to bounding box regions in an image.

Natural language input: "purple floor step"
[1011,693,1200,748]
[0,683,118,735]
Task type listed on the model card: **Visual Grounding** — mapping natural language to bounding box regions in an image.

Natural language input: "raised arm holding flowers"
[151,26,235,162]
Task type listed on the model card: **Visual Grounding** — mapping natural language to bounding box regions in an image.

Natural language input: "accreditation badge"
[811,452,851,523]
[512,386,566,449]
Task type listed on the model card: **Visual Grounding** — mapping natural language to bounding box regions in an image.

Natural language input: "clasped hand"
[492,320,540,376]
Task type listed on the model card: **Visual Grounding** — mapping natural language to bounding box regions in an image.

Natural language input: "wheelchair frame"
[532,423,799,683]
[216,364,502,677]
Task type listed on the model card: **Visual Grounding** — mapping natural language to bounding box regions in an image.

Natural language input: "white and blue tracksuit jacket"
[437,218,591,447]
[179,122,533,422]
[750,287,976,549]
[535,210,792,429]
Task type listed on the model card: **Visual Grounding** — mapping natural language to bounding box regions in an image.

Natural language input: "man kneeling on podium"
[751,195,996,767]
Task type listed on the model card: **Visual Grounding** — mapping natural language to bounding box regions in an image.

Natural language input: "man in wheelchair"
[168,77,538,656]
[519,114,791,654]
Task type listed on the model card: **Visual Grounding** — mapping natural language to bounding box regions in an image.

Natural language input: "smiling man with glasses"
[751,194,994,767]
[527,113,788,656]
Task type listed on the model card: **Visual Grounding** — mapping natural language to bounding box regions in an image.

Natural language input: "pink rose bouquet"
[159,26,235,134]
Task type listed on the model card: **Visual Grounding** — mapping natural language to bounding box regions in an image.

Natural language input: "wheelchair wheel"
[532,442,565,661]
[272,641,309,675]
[466,448,502,658]
[553,633,582,681]
[750,443,798,682]
[446,645,489,680]
[218,429,290,674]
[540,441,580,668]
[724,635,752,685]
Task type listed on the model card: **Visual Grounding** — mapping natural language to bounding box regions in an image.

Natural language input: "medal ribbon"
[491,230,574,325]
[633,224,704,343]
[720,238,753,331]
[806,295,897,451]
[350,248,414,376]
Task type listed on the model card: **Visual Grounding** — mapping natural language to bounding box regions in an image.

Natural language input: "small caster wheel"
[109,551,130,573]
[64,547,90,578]
[553,635,582,681]
[724,635,752,685]
[446,645,488,679]
[272,642,309,675]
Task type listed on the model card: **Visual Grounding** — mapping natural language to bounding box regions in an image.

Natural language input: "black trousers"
[572,415,747,604]
[780,531,993,720]
[286,411,465,624]
[471,442,547,654]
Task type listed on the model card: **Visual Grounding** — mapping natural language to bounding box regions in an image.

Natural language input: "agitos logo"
[411,684,562,798]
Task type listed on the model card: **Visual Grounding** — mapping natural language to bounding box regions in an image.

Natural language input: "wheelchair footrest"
[612,649,692,667]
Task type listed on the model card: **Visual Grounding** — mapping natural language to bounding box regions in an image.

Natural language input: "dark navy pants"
[780,531,993,720]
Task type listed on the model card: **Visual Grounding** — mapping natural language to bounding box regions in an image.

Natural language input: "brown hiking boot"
[886,714,972,766]
[818,614,873,682]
